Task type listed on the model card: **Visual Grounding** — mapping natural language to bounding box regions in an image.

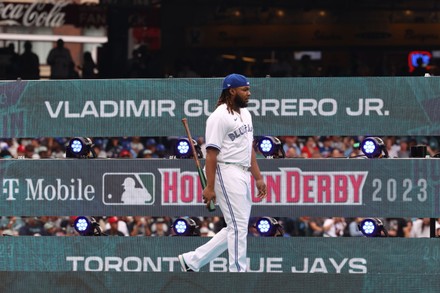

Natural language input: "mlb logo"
[102,173,155,205]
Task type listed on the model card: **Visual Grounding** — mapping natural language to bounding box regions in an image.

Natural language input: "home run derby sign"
[0,158,439,217]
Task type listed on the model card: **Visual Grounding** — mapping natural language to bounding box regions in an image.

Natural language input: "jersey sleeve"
[205,110,227,151]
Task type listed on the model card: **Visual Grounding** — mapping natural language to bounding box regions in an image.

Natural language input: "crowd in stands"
[0,40,438,238]
[1,215,439,238]
[0,40,437,80]
[1,135,439,238]
[1,135,439,160]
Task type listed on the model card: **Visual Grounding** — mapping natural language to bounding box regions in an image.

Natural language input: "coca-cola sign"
[0,1,160,28]
[0,0,70,27]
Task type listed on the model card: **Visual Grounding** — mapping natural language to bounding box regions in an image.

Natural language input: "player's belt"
[222,162,249,171]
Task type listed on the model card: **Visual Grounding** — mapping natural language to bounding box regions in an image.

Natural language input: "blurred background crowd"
[2,39,437,237]
[1,215,439,238]
[1,135,439,237]
[1,135,440,160]
[0,38,436,81]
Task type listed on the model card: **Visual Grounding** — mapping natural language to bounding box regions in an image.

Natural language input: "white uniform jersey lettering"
[205,104,253,167]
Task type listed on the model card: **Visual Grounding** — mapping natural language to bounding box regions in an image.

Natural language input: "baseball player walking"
[179,73,267,272]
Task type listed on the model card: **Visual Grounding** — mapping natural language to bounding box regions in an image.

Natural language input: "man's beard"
[234,95,248,108]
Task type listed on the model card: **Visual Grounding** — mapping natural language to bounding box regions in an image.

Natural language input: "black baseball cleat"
[178,255,193,272]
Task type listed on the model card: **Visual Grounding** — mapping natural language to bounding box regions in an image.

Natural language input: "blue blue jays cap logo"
[222,73,250,90]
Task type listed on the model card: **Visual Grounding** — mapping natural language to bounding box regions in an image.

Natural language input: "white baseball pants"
[181,164,252,272]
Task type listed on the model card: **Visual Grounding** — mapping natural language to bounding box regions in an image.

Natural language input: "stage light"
[360,137,388,158]
[176,139,190,156]
[257,136,285,158]
[255,217,284,237]
[172,217,198,236]
[66,137,97,159]
[174,138,203,159]
[358,218,388,237]
[73,216,103,236]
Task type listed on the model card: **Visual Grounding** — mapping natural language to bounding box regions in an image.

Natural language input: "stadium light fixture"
[172,217,198,236]
[66,137,97,159]
[257,136,285,158]
[174,138,203,159]
[255,217,284,237]
[360,137,388,158]
[73,216,104,236]
[358,218,388,237]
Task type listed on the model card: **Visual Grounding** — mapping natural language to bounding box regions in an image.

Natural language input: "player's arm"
[250,148,267,199]
[202,147,219,206]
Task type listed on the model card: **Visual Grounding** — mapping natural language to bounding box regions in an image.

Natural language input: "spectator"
[411,57,429,76]
[282,136,301,155]
[342,137,357,157]
[308,217,325,236]
[323,217,347,237]
[428,137,440,156]
[198,219,215,237]
[47,39,73,79]
[348,145,363,158]
[0,216,24,234]
[0,147,13,159]
[311,150,323,158]
[348,218,364,237]
[155,143,167,158]
[397,138,410,158]
[104,217,126,236]
[145,138,157,155]
[297,54,317,77]
[130,136,144,156]
[210,216,226,233]
[151,218,169,237]
[5,43,20,79]
[25,144,39,159]
[18,41,40,80]
[119,149,132,158]
[92,143,108,158]
[43,222,58,236]
[129,216,152,236]
[106,137,123,158]
[18,217,46,236]
[285,146,300,158]
[125,45,151,78]
[79,51,97,79]
[329,148,345,158]
[283,217,314,236]
[319,136,334,158]
[301,136,319,158]
[38,146,51,159]
[385,218,409,237]
[330,136,344,151]
[410,218,431,238]
[138,149,153,158]
[200,227,214,237]
[60,216,79,236]
[385,136,399,158]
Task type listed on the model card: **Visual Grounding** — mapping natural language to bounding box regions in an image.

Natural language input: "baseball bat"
[181,118,216,212]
